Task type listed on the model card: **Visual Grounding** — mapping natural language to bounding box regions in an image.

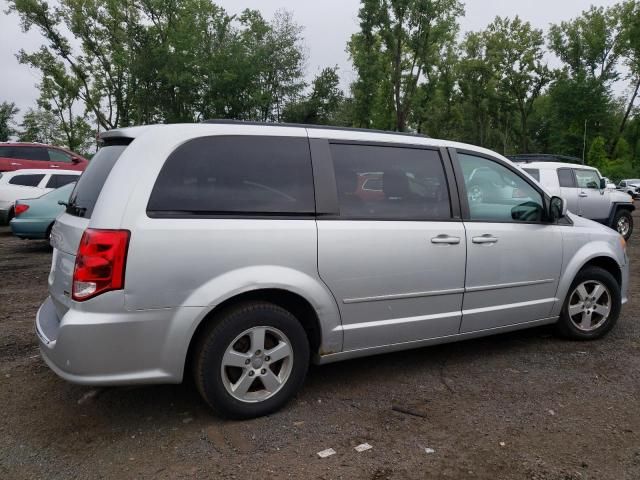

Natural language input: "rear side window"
[0,147,13,158]
[46,174,79,188]
[9,174,44,187]
[67,144,128,218]
[12,146,49,161]
[330,144,451,220]
[523,168,540,181]
[147,136,315,215]
[557,168,576,188]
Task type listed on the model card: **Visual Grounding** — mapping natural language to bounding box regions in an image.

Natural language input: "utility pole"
[582,118,587,165]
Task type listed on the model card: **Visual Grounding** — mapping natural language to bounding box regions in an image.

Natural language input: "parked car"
[0,169,81,224]
[514,160,635,240]
[37,122,628,419]
[10,182,75,240]
[603,177,617,190]
[0,143,88,173]
[617,179,640,198]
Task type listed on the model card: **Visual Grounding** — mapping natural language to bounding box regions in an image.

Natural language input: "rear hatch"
[48,143,130,318]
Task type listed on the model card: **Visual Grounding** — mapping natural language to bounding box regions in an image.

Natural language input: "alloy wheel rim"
[567,281,611,332]
[617,217,630,237]
[220,326,293,403]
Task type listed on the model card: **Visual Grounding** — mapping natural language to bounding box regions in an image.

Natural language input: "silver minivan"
[37,122,629,418]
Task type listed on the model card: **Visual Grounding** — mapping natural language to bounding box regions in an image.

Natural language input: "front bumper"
[0,207,10,225]
[36,296,196,385]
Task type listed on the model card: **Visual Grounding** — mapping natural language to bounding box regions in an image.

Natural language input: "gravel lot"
[1,215,639,480]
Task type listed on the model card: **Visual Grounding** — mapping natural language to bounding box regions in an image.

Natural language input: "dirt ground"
[1,214,639,480]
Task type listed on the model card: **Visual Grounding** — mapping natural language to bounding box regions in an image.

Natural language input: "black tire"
[612,209,633,240]
[193,301,309,419]
[555,266,621,340]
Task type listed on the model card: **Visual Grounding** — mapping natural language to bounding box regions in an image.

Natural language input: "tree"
[484,16,552,153]
[548,4,623,84]
[588,136,609,169]
[349,0,464,131]
[18,108,60,144]
[0,101,19,141]
[613,0,640,154]
[282,67,345,124]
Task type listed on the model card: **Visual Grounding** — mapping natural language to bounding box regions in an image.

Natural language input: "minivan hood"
[567,212,618,236]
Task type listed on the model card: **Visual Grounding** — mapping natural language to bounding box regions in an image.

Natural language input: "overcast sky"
[0,0,623,120]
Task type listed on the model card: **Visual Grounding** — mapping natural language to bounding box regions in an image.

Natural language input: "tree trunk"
[609,77,640,156]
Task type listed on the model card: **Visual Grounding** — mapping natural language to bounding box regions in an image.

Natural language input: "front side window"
[48,149,72,163]
[574,169,600,189]
[331,144,451,220]
[459,153,545,223]
[147,136,315,215]
[9,174,45,187]
[620,181,627,187]
[558,168,576,188]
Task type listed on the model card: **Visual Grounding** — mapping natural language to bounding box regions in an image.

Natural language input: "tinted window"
[9,174,44,187]
[48,149,72,163]
[12,146,49,161]
[0,146,14,158]
[523,168,540,181]
[557,168,576,188]
[67,145,127,218]
[331,144,451,220]
[148,136,315,215]
[459,154,545,223]
[575,169,600,189]
[46,174,80,189]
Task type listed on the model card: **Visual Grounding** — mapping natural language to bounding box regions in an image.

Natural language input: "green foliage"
[0,101,19,141]
[8,0,307,127]
[587,136,609,169]
[282,67,345,125]
[18,108,60,144]
[348,0,465,131]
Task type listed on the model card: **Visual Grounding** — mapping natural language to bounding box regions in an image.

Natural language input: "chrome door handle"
[431,234,460,245]
[10,162,22,166]
[472,234,498,244]
[579,192,588,197]
[50,165,60,168]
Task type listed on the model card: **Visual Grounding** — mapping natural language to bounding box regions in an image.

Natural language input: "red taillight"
[72,229,130,301]
[14,204,29,216]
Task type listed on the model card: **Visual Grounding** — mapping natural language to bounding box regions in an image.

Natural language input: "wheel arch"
[552,249,623,317]
[184,287,335,379]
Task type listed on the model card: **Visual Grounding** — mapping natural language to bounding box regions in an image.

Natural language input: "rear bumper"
[10,218,49,239]
[36,296,197,385]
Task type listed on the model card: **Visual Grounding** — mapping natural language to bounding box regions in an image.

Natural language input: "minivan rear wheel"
[556,266,621,340]
[193,302,309,419]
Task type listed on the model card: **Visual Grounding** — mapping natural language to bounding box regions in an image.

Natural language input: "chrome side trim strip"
[343,288,465,304]
[464,278,555,293]
[462,297,556,315]
[334,311,459,332]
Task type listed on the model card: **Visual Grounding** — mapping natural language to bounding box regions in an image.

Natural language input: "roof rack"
[201,119,430,139]
[507,153,583,164]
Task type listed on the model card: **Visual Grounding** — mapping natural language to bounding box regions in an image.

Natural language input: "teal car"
[10,182,75,240]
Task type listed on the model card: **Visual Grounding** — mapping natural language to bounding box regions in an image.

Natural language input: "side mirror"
[549,196,567,221]
[70,156,81,164]
[600,178,607,189]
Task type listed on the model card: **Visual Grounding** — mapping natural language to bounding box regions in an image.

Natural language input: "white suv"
[515,160,635,239]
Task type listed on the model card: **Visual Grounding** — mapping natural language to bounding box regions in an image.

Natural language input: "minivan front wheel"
[556,267,621,340]
[193,302,309,419]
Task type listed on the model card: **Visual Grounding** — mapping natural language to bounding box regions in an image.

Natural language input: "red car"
[0,143,88,172]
